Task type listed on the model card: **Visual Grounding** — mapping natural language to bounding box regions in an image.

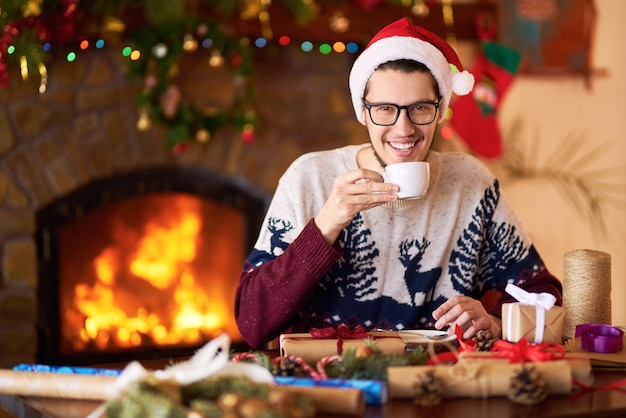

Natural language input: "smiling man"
[234,18,562,349]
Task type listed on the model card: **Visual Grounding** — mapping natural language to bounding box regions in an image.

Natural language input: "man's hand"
[314,168,399,244]
[432,295,502,339]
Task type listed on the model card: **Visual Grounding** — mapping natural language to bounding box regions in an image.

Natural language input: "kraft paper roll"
[563,249,612,339]
[387,358,588,399]
[279,333,406,362]
[280,385,365,415]
[456,352,594,387]
[0,370,365,415]
[0,370,118,400]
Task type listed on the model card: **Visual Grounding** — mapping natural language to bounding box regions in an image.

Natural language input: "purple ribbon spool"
[576,324,624,353]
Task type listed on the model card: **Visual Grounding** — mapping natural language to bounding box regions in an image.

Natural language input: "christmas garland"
[0,0,263,151]
[0,0,425,151]
[232,341,429,381]
[127,18,256,152]
[104,375,316,418]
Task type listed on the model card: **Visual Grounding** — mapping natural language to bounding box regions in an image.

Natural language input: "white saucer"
[397,329,457,345]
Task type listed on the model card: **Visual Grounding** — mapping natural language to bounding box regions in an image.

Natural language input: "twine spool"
[562,249,612,339]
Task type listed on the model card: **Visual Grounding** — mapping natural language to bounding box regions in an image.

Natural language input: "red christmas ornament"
[173,141,190,154]
[230,52,242,68]
[0,62,8,88]
[240,127,255,144]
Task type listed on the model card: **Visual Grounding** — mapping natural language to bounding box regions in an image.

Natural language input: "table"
[1,370,625,418]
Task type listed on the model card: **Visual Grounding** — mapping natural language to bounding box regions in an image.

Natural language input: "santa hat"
[349,18,474,125]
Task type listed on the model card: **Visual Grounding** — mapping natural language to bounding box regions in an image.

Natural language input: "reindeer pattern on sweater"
[245,145,544,331]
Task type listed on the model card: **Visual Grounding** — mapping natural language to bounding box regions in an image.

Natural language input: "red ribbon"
[309,325,369,355]
[490,338,566,363]
[573,378,626,392]
[427,325,567,365]
[571,378,626,402]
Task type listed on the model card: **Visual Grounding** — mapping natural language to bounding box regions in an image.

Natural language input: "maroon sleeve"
[487,267,563,318]
[234,219,342,348]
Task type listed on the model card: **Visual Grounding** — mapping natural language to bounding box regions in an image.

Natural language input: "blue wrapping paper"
[274,376,387,406]
[14,364,387,405]
[13,364,121,376]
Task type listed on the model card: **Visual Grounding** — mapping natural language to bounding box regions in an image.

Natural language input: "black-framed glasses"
[362,99,440,126]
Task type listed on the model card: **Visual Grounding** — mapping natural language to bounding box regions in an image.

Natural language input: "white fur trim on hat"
[349,35,474,125]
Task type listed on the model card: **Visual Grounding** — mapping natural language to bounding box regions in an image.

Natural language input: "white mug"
[380,161,430,200]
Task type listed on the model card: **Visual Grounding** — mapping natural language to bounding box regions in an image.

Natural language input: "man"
[235,18,562,349]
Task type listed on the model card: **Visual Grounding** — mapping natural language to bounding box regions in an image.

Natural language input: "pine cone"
[413,370,445,407]
[472,329,497,352]
[507,363,550,405]
[272,358,298,376]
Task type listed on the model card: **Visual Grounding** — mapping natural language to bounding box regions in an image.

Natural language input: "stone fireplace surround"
[0,45,360,368]
[36,165,271,365]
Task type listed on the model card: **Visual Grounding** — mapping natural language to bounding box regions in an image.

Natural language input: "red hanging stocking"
[450,41,521,159]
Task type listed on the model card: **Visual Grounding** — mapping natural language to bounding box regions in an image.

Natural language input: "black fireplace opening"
[36,166,271,366]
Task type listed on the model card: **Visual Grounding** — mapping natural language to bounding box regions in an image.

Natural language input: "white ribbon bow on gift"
[87,334,273,418]
[505,283,556,344]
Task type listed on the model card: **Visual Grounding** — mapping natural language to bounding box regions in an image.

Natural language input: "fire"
[129,213,200,289]
[62,193,243,353]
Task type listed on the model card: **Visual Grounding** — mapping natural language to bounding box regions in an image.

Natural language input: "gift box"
[502,303,565,344]
[279,331,406,362]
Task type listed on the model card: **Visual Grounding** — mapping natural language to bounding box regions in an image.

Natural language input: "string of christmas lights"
[0,0,451,152]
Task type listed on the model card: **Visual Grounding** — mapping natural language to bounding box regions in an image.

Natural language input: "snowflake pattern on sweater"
[242,145,553,334]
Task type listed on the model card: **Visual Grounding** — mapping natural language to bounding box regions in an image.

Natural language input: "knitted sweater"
[235,145,562,348]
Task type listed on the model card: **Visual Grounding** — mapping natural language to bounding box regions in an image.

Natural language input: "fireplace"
[35,166,270,365]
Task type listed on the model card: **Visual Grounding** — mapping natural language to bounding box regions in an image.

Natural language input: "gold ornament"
[195,129,210,143]
[137,110,152,131]
[209,51,225,67]
[38,62,47,94]
[259,0,273,39]
[329,12,350,33]
[22,0,43,17]
[19,56,28,80]
[183,34,198,52]
[412,0,430,17]
[103,16,126,33]
[240,0,262,20]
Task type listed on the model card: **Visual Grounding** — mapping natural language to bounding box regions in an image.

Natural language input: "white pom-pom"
[452,71,475,96]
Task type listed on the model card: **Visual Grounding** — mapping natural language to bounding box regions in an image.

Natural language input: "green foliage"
[105,380,189,418]
[183,375,271,402]
[324,345,428,381]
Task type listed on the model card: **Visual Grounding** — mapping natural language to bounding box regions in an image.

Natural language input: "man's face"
[362,69,439,166]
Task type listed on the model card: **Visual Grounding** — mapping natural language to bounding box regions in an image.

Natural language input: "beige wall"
[494,0,626,325]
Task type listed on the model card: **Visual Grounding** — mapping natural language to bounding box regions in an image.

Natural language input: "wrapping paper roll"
[280,332,406,362]
[563,249,612,339]
[275,376,386,406]
[0,370,117,400]
[387,358,590,399]
[456,352,594,387]
[0,370,365,415]
[280,385,365,415]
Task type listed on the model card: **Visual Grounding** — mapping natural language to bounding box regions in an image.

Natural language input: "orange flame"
[62,194,243,353]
